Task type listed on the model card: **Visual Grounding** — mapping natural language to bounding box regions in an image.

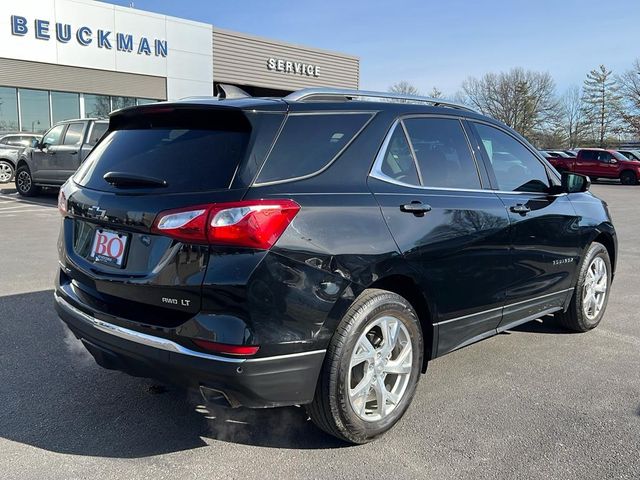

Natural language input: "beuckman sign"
[9,15,168,57]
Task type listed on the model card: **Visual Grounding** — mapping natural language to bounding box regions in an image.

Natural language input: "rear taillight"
[58,190,67,216]
[151,199,300,249]
[192,339,260,356]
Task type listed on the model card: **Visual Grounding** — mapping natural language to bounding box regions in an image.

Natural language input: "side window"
[0,138,8,145]
[403,118,481,189]
[256,113,372,184]
[581,150,597,161]
[42,125,66,147]
[63,123,84,146]
[6,137,24,146]
[597,152,612,163]
[378,125,420,185]
[474,123,550,193]
[87,123,108,146]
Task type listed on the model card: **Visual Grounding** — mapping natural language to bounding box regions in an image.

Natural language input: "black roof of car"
[115,88,492,125]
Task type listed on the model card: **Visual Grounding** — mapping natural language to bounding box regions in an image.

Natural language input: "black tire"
[0,160,14,183]
[306,288,423,444]
[15,165,40,197]
[620,170,638,185]
[556,242,612,332]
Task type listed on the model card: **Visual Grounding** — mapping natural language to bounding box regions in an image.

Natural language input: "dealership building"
[0,0,360,133]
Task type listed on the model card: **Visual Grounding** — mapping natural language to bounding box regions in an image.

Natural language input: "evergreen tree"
[582,65,623,147]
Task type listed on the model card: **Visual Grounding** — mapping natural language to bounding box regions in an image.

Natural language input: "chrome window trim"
[252,111,377,188]
[370,114,485,192]
[55,292,326,364]
[399,119,423,185]
[433,288,574,326]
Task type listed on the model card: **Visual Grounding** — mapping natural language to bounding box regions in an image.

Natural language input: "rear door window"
[403,118,481,189]
[6,137,24,146]
[255,113,372,184]
[74,128,250,193]
[88,122,108,146]
[63,123,85,146]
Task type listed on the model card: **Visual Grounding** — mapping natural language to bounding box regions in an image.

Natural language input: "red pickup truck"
[548,148,640,185]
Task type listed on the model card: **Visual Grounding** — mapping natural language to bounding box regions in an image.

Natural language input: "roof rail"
[284,87,477,112]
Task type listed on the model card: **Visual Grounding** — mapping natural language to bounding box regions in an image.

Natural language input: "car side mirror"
[610,158,618,164]
[561,172,590,193]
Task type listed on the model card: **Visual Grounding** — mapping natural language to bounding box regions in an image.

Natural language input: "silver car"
[0,133,41,182]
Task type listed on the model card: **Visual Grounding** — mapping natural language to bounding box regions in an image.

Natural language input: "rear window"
[255,113,372,184]
[74,129,249,193]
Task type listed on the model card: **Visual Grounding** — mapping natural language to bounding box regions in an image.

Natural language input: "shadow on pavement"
[0,289,344,458]
[0,189,58,207]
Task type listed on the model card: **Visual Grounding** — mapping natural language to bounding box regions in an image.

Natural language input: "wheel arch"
[16,157,29,170]
[619,169,638,183]
[0,157,16,167]
[593,230,616,277]
[368,274,434,372]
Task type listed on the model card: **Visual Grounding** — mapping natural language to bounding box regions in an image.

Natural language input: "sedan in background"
[0,133,42,182]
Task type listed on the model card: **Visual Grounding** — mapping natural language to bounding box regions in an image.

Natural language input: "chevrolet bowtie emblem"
[87,205,106,219]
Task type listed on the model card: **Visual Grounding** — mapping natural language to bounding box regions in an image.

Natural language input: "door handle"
[69,151,78,155]
[510,204,531,215]
[400,201,432,216]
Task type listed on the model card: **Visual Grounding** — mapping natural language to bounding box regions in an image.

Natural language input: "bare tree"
[388,81,420,96]
[582,65,623,147]
[460,68,558,138]
[428,87,443,99]
[560,86,586,147]
[618,59,640,138]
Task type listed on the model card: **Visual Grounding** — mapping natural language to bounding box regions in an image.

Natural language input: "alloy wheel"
[582,256,608,321]
[348,315,413,422]
[0,162,13,182]
[17,170,31,193]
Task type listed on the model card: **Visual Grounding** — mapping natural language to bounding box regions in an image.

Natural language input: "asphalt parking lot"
[0,181,638,480]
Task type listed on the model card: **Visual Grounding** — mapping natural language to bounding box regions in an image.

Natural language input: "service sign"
[267,58,320,77]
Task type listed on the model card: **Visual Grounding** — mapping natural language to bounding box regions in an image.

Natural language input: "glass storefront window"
[136,98,158,105]
[51,91,80,124]
[0,87,19,132]
[84,94,111,118]
[111,96,136,111]
[19,88,50,133]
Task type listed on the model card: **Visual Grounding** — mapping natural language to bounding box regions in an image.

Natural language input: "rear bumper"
[54,291,325,408]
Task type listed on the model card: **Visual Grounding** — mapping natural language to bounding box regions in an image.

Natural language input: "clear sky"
[103,0,640,97]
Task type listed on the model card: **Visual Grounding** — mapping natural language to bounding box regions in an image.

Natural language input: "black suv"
[54,88,616,443]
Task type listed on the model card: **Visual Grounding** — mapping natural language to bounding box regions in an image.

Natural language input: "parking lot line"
[0,208,57,216]
[0,204,48,212]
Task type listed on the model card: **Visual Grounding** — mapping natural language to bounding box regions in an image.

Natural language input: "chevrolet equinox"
[54,88,617,443]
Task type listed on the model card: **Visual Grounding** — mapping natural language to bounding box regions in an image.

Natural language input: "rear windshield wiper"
[103,171,168,188]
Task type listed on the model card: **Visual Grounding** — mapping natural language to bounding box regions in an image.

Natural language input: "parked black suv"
[54,88,616,443]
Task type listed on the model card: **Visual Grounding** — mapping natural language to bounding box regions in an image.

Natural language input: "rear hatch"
[60,102,285,327]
